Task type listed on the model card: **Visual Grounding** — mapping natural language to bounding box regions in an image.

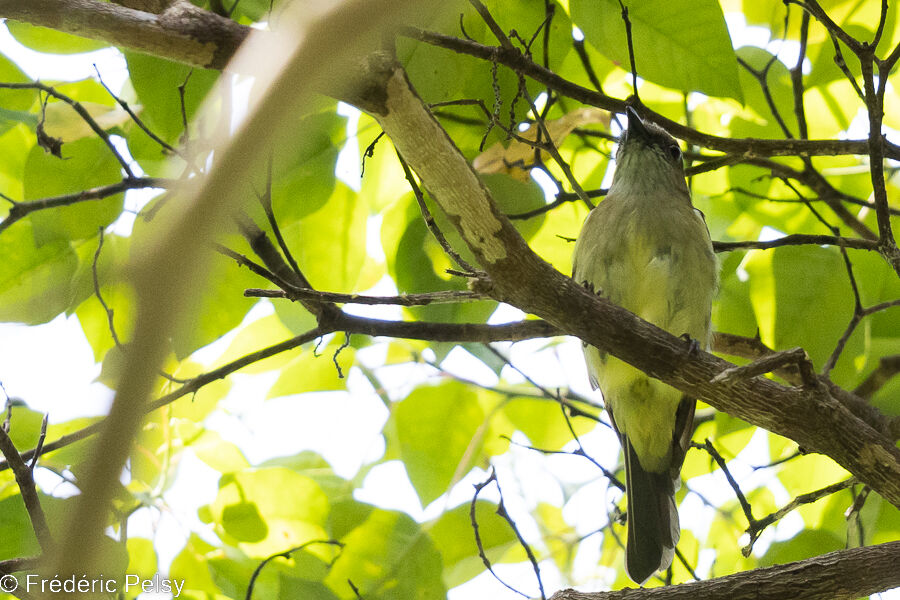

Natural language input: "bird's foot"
[581,280,603,296]
[680,333,701,356]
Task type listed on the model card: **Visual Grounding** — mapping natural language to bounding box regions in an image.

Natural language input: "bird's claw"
[680,334,701,356]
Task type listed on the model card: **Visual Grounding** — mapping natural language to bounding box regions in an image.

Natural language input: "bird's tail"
[623,437,679,585]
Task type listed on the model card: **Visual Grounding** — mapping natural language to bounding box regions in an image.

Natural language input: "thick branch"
[0,427,53,553]
[549,541,900,600]
[0,0,249,69]
[400,28,897,160]
[359,61,900,507]
[4,0,897,162]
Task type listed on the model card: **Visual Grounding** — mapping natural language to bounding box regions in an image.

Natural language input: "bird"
[572,106,718,584]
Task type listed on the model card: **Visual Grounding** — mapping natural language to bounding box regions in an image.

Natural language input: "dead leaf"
[473,107,610,181]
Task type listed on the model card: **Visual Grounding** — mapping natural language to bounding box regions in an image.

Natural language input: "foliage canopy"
[0,0,898,598]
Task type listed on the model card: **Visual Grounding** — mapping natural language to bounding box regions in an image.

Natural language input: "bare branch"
[0,0,249,70]
[245,287,490,306]
[400,28,895,160]
[0,423,54,553]
[0,177,172,235]
[0,81,135,178]
[549,541,900,599]
[712,235,878,253]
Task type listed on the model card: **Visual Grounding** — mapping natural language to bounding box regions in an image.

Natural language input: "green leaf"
[126,538,159,581]
[0,125,32,205]
[280,183,367,293]
[0,494,79,560]
[24,138,125,244]
[570,0,742,101]
[503,395,593,449]
[190,430,251,473]
[713,252,757,339]
[481,173,546,239]
[267,339,356,399]
[730,47,797,139]
[260,452,373,540]
[745,246,863,381]
[271,104,346,225]
[776,454,851,506]
[229,0,286,22]
[1,404,46,456]
[325,510,446,600]
[170,534,223,596]
[0,54,34,136]
[6,22,108,54]
[429,500,518,587]
[213,313,297,373]
[124,52,219,142]
[712,413,755,457]
[381,192,495,325]
[387,381,486,507]
[534,502,577,573]
[207,468,330,557]
[759,529,842,566]
[167,249,260,360]
[0,220,78,324]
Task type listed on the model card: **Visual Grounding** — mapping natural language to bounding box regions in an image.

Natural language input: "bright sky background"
[0,11,896,599]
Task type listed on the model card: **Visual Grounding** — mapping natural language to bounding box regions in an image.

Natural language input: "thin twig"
[92,228,124,350]
[616,0,639,95]
[92,63,180,157]
[737,56,794,139]
[0,425,54,553]
[790,10,810,140]
[245,287,490,306]
[395,150,480,274]
[711,347,818,387]
[744,478,856,555]
[0,81,135,178]
[507,188,606,220]
[245,540,343,600]
[694,439,756,536]
[470,470,530,599]
[0,177,172,235]
[400,28,896,159]
[712,234,878,253]
[853,354,900,399]
[257,154,303,278]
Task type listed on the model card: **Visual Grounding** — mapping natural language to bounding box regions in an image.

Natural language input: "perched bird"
[572,106,718,584]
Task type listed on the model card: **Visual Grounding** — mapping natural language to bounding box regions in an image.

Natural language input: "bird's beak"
[625,106,650,140]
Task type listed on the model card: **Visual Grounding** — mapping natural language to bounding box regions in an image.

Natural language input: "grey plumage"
[572,107,717,584]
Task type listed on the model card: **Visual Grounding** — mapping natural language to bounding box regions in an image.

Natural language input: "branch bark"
[0,0,249,69]
[353,59,900,508]
[549,541,900,600]
[4,0,900,161]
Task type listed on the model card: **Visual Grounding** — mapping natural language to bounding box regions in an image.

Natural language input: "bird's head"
[613,106,688,195]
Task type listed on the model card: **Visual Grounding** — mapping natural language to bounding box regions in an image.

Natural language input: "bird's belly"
[597,355,683,473]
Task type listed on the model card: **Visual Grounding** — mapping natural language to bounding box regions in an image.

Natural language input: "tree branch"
[0,177,172,235]
[549,541,900,599]
[0,423,54,553]
[399,28,899,160]
[0,0,249,70]
[0,316,558,475]
[358,60,900,508]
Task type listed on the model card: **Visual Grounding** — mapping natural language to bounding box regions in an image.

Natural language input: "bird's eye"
[667,144,682,162]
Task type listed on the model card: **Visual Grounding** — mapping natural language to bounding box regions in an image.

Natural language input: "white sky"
[0,11,896,600]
